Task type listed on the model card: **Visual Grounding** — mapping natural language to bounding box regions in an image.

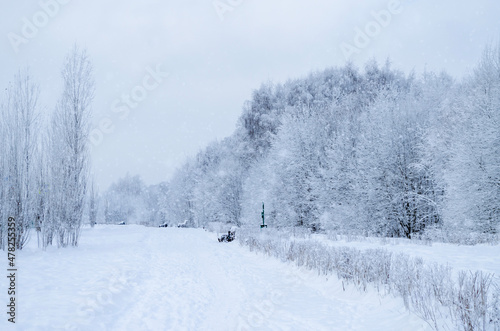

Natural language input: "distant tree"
[88,179,98,227]
[142,182,169,226]
[166,161,197,227]
[104,174,146,224]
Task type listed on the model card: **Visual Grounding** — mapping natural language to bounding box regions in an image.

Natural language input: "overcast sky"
[1,0,499,190]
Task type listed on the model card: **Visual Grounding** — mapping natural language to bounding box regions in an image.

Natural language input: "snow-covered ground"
[2,225,436,331]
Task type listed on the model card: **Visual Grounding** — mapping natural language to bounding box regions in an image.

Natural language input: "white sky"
[1,0,499,189]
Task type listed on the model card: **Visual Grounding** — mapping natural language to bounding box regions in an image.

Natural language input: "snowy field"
[1,225,439,331]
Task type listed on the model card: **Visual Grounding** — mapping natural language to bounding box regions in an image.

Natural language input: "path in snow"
[2,225,431,331]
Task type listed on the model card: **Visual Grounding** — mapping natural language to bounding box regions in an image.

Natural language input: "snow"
[2,225,435,331]
[313,235,500,278]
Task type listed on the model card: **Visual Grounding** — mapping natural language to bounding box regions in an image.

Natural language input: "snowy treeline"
[102,174,168,226]
[164,43,500,241]
[238,229,500,331]
[0,46,94,249]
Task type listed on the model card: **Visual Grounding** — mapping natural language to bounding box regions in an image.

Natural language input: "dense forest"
[157,43,499,241]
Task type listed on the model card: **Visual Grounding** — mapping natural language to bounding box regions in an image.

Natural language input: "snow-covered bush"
[418,227,499,246]
[454,271,493,331]
[490,284,500,330]
[238,229,498,330]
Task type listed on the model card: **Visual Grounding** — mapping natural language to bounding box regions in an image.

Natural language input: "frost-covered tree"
[88,179,98,227]
[0,70,41,249]
[143,182,169,226]
[163,45,500,242]
[104,174,146,224]
[357,84,441,238]
[444,43,500,234]
[239,83,284,155]
[167,161,197,226]
[174,138,246,228]
[47,46,94,247]
[266,110,326,229]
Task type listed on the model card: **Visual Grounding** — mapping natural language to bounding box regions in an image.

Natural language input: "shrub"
[238,229,498,330]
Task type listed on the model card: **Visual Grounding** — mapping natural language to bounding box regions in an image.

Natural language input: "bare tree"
[48,46,94,247]
[0,70,40,250]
